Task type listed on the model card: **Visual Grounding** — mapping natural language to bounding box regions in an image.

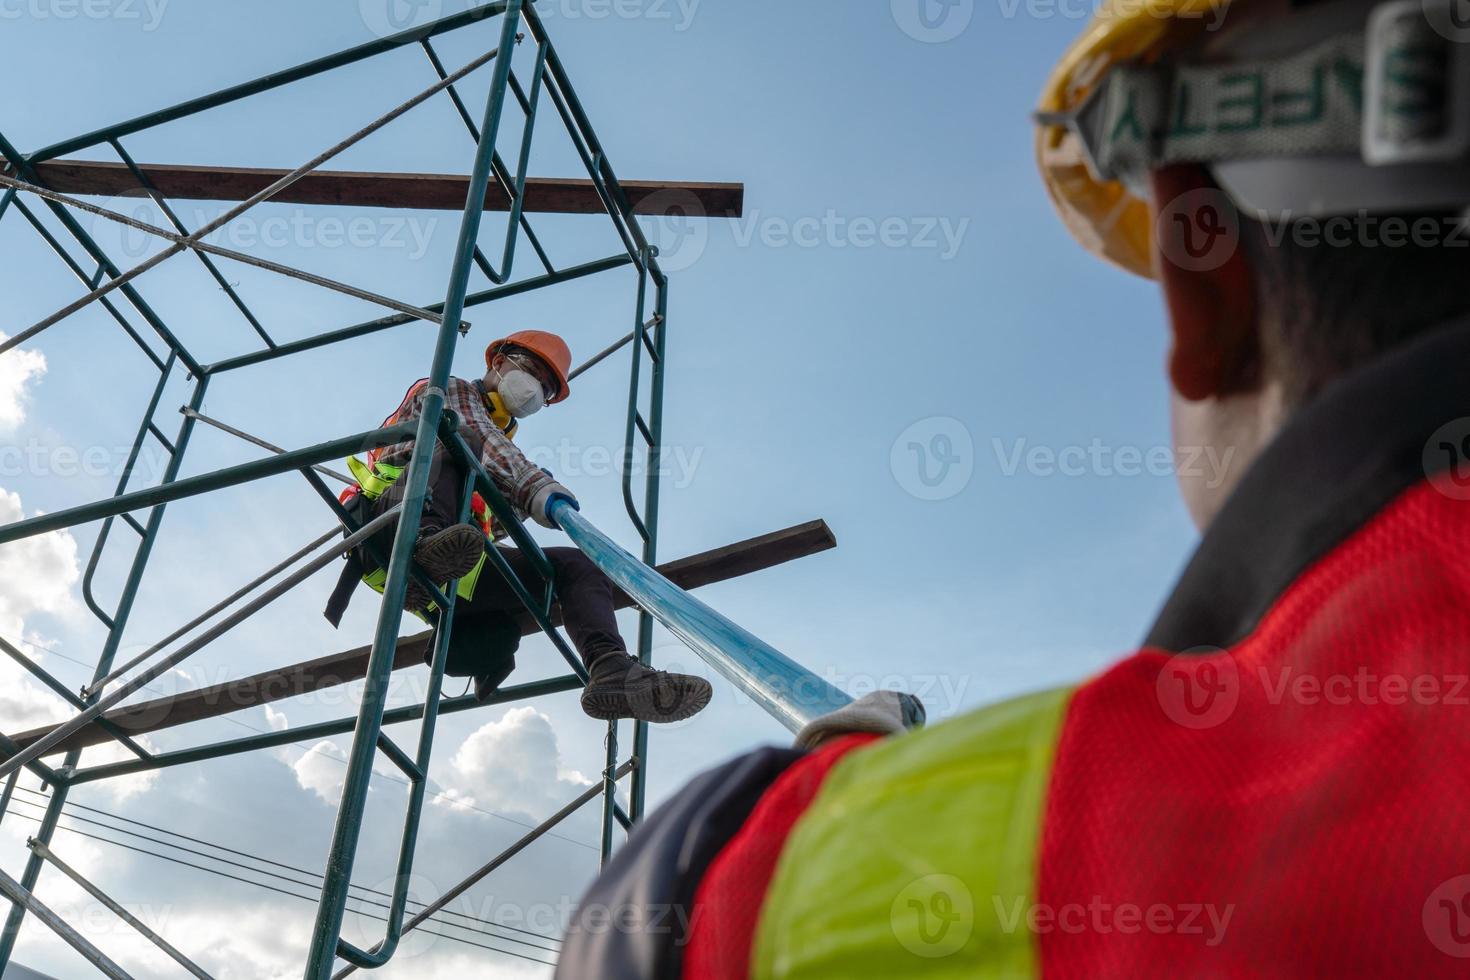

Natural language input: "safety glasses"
[502,351,558,402]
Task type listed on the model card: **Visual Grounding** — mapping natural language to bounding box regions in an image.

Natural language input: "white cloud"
[0,487,83,767]
[429,785,478,814]
[286,737,409,806]
[447,707,593,823]
[82,736,161,803]
[0,677,69,734]
[182,904,314,980]
[264,704,290,732]
[292,739,348,805]
[0,334,45,431]
[15,897,313,980]
[0,487,80,639]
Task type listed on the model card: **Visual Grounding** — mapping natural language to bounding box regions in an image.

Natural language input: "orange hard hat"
[485,330,572,404]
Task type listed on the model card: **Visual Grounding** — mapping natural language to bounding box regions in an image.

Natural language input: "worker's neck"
[1171,380,1287,532]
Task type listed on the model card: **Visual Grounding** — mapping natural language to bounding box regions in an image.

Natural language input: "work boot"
[403,523,485,613]
[580,652,713,724]
[472,650,518,704]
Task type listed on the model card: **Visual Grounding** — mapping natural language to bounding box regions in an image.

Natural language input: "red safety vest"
[554,324,1470,979]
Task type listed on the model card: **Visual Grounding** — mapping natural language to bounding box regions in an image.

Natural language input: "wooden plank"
[31,159,744,218]
[8,521,833,756]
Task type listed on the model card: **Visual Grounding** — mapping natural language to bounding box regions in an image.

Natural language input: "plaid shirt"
[375,376,554,521]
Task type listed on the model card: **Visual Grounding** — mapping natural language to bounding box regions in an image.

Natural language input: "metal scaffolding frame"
[0,4,856,976]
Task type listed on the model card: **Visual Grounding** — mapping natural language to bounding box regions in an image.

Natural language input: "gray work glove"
[794,690,927,751]
[529,481,579,530]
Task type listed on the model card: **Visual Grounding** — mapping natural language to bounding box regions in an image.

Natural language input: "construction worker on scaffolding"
[325,329,711,724]
[555,0,1470,975]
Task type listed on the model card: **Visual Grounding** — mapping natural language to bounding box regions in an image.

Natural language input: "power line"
[8,789,560,951]
[3,631,600,847]
[0,630,604,851]
[2,804,557,969]
[11,786,561,946]
[0,626,606,956]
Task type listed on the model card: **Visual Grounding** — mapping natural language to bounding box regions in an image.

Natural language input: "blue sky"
[0,1,1200,976]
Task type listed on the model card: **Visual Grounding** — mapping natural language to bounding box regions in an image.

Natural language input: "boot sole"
[404,525,485,612]
[581,673,713,724]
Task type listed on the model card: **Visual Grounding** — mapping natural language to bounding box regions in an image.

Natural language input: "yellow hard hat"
[1035,0,1236,279]
[1037,0,1470,279]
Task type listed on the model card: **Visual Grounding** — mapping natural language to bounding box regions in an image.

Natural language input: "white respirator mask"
[493,368,547,419]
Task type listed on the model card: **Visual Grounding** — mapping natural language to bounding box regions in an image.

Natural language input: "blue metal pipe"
[550,501,852,734]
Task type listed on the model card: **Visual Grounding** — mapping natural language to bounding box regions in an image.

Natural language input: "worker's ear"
[1150,164,1262,401]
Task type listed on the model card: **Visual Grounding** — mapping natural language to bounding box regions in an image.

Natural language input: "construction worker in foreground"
[326,330,712,724]
[556,0,1470,975]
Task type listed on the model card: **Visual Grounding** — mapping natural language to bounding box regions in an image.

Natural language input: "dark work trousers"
[367,446,627,678]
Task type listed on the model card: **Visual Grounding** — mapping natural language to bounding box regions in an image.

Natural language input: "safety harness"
[323,380,517,627]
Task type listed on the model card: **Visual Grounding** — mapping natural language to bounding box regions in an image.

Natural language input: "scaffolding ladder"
[0,4,860,977]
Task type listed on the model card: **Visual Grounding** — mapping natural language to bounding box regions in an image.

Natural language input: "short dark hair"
[1238,209,1470,406]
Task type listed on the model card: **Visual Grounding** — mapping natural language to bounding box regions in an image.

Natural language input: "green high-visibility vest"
[347,455,488,616]
[752,688,1073,979]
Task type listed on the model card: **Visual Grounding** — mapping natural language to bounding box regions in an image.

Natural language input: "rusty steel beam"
[31,159,744,217]
[6,520,833,756]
